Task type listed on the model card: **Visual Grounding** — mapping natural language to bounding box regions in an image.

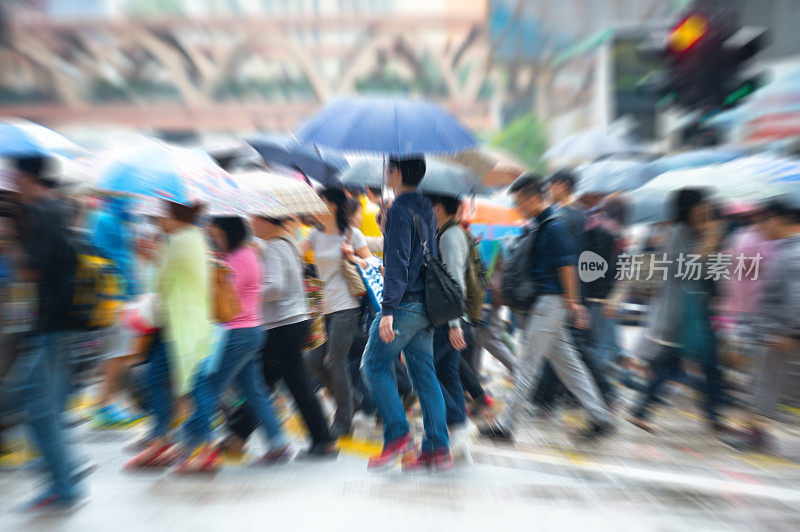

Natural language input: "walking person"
[723,197,800,451]
[479,173,613,442]
[428,194,473,456]
[88,197,143,428]
[126,201,214,468]
[302,188,372,438]
[361,155,452,472]
[251,215,337,458]
[175,217,290,472]
[7,155,82,510]
[534,170,615,411]
[626,188,726,435]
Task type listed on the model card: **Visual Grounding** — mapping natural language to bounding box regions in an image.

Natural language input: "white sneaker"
[449,421,474,461]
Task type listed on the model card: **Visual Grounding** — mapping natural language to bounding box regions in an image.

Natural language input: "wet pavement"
[3,327,800,530]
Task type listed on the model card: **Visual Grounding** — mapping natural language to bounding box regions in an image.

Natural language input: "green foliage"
[491,112,548,173]
[124,0,185,17]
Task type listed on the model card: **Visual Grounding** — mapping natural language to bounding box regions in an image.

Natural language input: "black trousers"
[459,323,486,401]
[228,320,332,446]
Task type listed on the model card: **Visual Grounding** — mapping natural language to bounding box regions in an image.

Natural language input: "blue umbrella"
[0,118,84,158]
[247,133,348,187]
[339,158,480,197]
[295,97,478,155]
[94,141,243,213]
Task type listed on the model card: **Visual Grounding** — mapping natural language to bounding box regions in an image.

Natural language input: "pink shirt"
[722,226,776,318]
[224,245,263,330]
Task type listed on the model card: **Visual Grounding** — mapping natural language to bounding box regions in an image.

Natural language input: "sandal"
[123,443,176,470]
[255,445,293,465]
[173,447,222,475]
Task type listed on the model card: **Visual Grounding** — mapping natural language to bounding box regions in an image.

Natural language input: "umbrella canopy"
[544,128,636,166]
[450,147,524,188]
[295,97,478,155]
[231,170,329,219]
[247,133,348,186]
[200,136,265,173]
[93,140,244,214]
[0,118,85,158]
[574,158,649,196]
[337,158,480,198]
[633,148,743,185]
[629,154,800,223]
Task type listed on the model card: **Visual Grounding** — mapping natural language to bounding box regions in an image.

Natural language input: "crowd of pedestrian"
[1,149,799,514]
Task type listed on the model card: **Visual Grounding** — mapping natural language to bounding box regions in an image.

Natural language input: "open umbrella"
[231,171,328,219]
[295,97,477,155]
[629,154,800,223]
[0,118,85,158]
[93,140,244,214]
[338,158,480,198]
[544,128,637,166]
[574,158,648,196]
[247,133,347,187]
[450,147,524,188]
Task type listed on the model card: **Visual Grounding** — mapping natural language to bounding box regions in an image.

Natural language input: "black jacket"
[19,197,76,332]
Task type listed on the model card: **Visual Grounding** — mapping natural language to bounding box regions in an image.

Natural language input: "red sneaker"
[367,434,416,471]
[401,449,454,473]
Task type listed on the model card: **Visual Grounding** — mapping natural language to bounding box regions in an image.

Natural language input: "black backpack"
[408,209,465,327]
[501,217,556,314]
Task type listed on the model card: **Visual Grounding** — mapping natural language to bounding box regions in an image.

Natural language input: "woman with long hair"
[301,188,372,438]
[626,188,725,435]
[174,216,290,473]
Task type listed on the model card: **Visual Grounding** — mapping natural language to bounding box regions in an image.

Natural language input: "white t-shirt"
[307,227,368,315]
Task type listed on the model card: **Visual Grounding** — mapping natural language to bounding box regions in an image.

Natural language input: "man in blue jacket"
[362,155,451,472]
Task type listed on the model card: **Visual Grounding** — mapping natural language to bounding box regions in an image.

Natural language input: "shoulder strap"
[404,206,427,252]
[437,219,459,244]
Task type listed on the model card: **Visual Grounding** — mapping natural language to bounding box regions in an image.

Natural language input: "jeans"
[433,324,468,426]
[586,301,622,369]
[144,335,173,439]
[184,327,286,450]
[10,331,78,501]
[361,302,449,452]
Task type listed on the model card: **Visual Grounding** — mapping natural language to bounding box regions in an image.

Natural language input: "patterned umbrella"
[94,140,244,214]
[232,170,328,218]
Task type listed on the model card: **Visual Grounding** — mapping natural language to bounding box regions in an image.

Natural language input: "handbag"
[212,259,242,323]
[407,208,465,328]
[342,229,367,298]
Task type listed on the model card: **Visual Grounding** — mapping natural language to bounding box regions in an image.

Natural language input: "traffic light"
[668,14,709,53]
[638,2,767,113]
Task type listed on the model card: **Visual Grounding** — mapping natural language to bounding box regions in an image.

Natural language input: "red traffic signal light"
[669,14,708,53]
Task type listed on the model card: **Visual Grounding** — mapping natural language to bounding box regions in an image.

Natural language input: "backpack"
[437,221,487,324]
[69,238,126,331]
[501,217,556,315]
[408,209,465,328]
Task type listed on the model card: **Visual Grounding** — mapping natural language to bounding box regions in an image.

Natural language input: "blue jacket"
[530,204,577,295]
[89,198,139,299]
[381,192,438,316]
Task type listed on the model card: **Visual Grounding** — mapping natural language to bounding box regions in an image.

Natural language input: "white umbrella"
[629,154,800,223]
[544,128,636,166]
[229,170,328,219]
